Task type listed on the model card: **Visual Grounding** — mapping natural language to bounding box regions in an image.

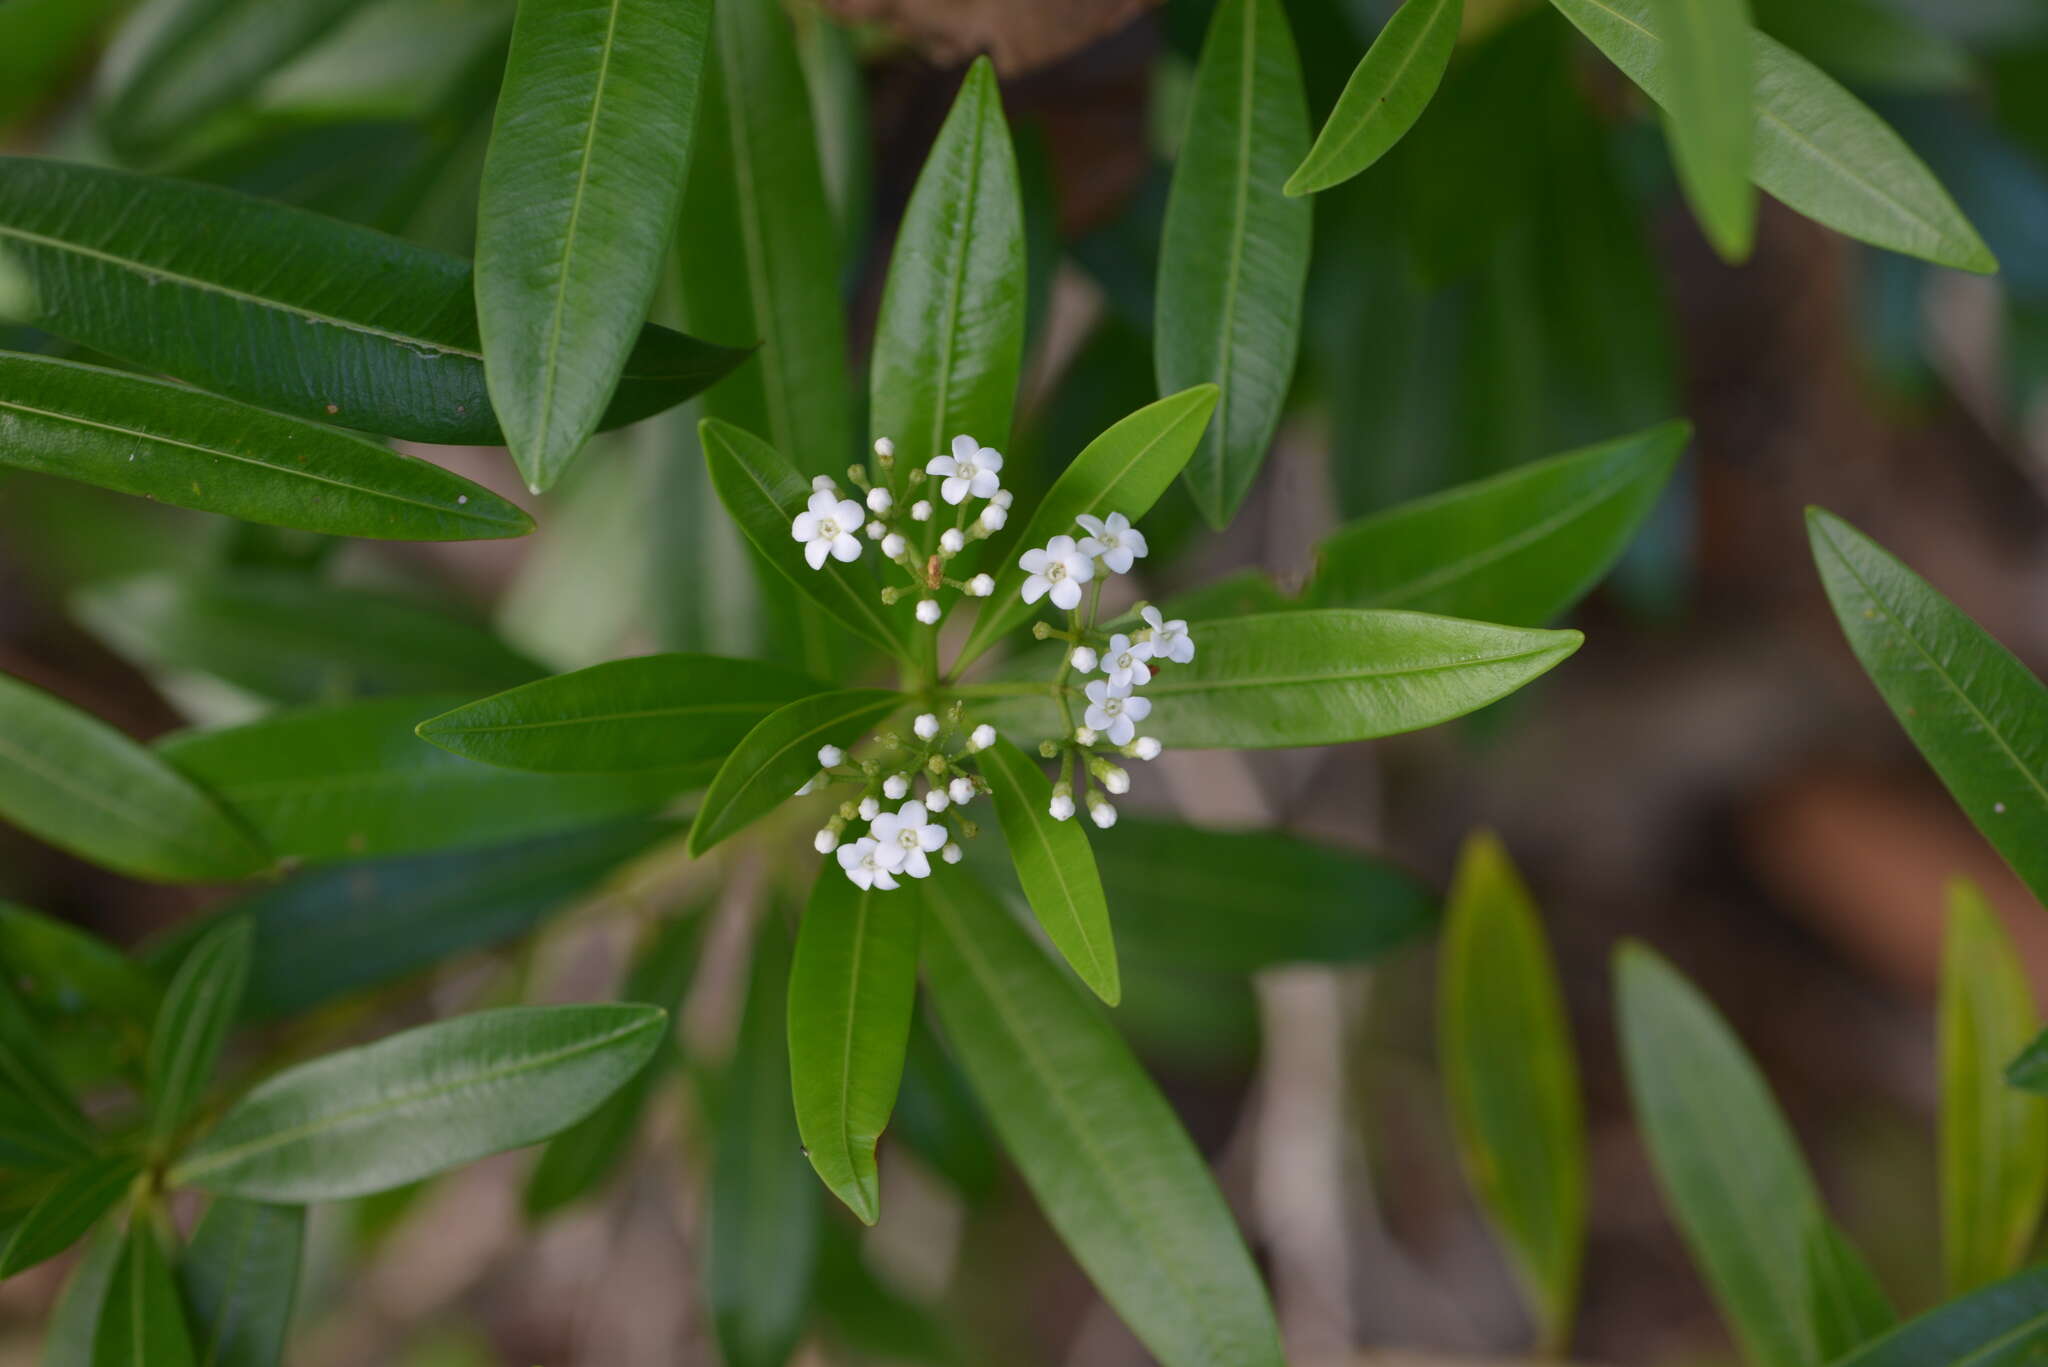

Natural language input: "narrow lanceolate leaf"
[869,57,1026,459]
[1439,832,1586,1353]
[958,386,1219,668]
[0,1156,138,1278]
[974,739,1120,1005]
[171,1004,666,1201]
[1615,943,1822,1367]
[1307,421,1689,626]
[1285,0,1462,197]
[41,1218,122,1367]
[0,972,98,1160]
[1940,879,2048,1295]
[0,902,160,1027]
[177,1200,303,1367]
[1648,0,1756,261]
[146,918,252,1147]
[0,671,266,884]
[94,1220,197,1367]
[1157,0,1312,527]
[1805,1220,1897,1361]
[417,654,818,773]
[1830,1262,2048,1367]
[476,0,714,492]
[789,867,920,1224]
[701,419,913,660]
[919,874,1285,1367]
[1808,510,2048,907]
[0,157,748,444]
[688,689,904,856]
[1547,0,1994,272]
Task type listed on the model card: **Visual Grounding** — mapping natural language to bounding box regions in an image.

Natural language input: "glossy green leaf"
[1809,509,2048,908]
[974,739,1119,1005]
[417,653,819,773]
[0,353,531,542]
[93,1220,197,1367]
[1804,1220,1897,1361]
[0,157,747,444]
[0,904,159,1027]
[178,1199,303,1367]
[1615,942,1822,1367]
[919,873,1284,1367]
[146,918,251,1146]
[41,1218,122,1367]
[1940,878,2047,1294]
[1156,0,1312,527]
[1649,0,1756,261]
[1439,832,1585,1352]
[869,57,1025,461]
[475,0,712,492]
[158,694,694,862]
[1829,1262,2048,1367]
[957,386,1218,667]
[789,865,920,1224]
[688,689,905,856]
[0,671,267,883]
[0,1157,138,1278]
[1285,0,1461,197]
[1307,421,1689,626]
[171,1003,666,1201]
[1547,0,1994,272]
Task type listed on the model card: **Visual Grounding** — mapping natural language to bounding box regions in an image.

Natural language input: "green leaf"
[2009,1032,2048,1093]
[41,1218,123,1367]
[1546,0,1995,272]
[789,866,920,1224]
[957,386,1218,668]
[1306,421,1689,626]
[93,1219,197,1367]
[1649,0,1756,261]
[0,157,748,444]
[0,0,125,129]
[892,1015,1000,1200]
[1438,831,1586,1353]
[1804,1220,1897,1361]
[0,903,159,1028]
[475,0,713,492]
[0,353,531,542]
[974,738,1119,1005]
[146,918,252,1147]
[170,1003,666,1201]
[158,694,694,862]
[178,1199,304,1367]
[919,873,1284,1367]
[1940,878,2048,1294]
[1615,942,1821,1367]
[417,653,819,773]
[1828,1262,2048,1367]
[0,671,267,883]
[1808,509,2048,908]
[869,57,1026,460]
[1156,0,1312,526]
[1284,0,1461,196]
[0,964,99,1171]
[0,1157,139,1279]
[687,689,904,856]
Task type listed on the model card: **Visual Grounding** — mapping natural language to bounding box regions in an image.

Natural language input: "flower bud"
[1133,736,1162,761]
[968,573,994,597]
[1070,645,1099,673]
[814,828,839,853]
[1074,725,1098,746]
[1049,792,1075,822]
[924,786,949,813]
[915,599,941,625]
[812,474,837,493]
[883,773,909,800]
[1089,800,1117,829]
[867,486,893,514]
[873,436,895,458]
[992,489,1014,509]
[866,520,885,539]
[882,532,907,558]
[817,745,845,768]
[859,797,880,820]
[969,723,996,751]
[913,713,940,741]
[940,528,965,554]
[911,500,933,522]
[1089,757,1129,795]
[978,504,1007,532]
[949,775,975,805]
[942,842,963,864]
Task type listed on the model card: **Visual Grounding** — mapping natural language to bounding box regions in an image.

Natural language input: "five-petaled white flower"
[1099,632,1153,690]
[1078,512,1147,575]
[837,837,898,890]
[792,490,865,570]
[1083,678,1151,746]
[1020,535,1094,610]
[870,801,947,880]
[928,435,1004,505]
[1141,605,1194,663]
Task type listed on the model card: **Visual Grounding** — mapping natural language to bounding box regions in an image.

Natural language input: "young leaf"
[869,57,1026,459]
[93,1219,198,1367]
[1805,1220,1897,1361]
[475,0,713,492]
[0,671,267,884]
[0,1156,139,1278]
[789,866,920,1224]
[919,873,1285,1367]
[1546,0,1994,272]
[974,738,1120,1005]
[1306,421,1689,626]
[1648,0,1756,261]
[1808,509,2048,908]
[687,689,905,856]
[1439,832,1586,1352]
[956,385,1219,667]
[177,1199,303,1367]
[1156,0,1312,527]
[1285,0,1462,197]
[0,157,747,444]
[41,1218,122,1367]
[170,1003,667,1201]
[146,917,252,1147]
[1940,878,2048,1294]
[1829,1261,2048,1367]
[1615,942,1822,1367]
[417,654,819,773]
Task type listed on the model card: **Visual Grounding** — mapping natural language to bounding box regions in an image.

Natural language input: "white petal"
[1108,716,1135,745]
[1077,536,1104,559]
[831,532,861,562]
[1142,605,1164,631]
[847,865,874,889]
[792,512,819,541]
[1076,514,1105,538]
[941,476,970,505]
[1085,679,1108,703]
[873,867,899,890]
[1022,574,1050,604]
[979,449,1003,474]
[835,499,865,527]
[1124,694,1152,721]
[1103,548,1134,574]
[807,489,839,516]
[928,455,958,477]
[969,470,1000,498]
[1046,534,1076,555]
[1065,554,1095,583]
[918,824,946,851]
[952,433,978,458]
[804,538,831,570]
[1084,703,1110,731]
[1050,579,1082,610]
[1124,528,1149,557]
[898,800,928,826]
[1019,547,1049,573]
[901,849,931,879]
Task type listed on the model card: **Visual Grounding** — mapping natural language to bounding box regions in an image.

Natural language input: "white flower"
[1099,633,1154,690]
[969,723,996,751]
[940,528,965,554]
[1020,535,1094,610]
[978,504,1007,532]
[927,434,1004,505]
[992,489,1013,509]
[838,837,899,890]
[967,574,994,597]
[812,474,838,494]
[883,773,910,800]
[923,785,949,813]
[911,500,933,522]
[871,801,946,879]
[1069,645,1099,673]
[1083,678,1150,746]
[916,599,941,625]
[873,437,895,458]
[817,745,845,768]
[949,775,975,805]
[859,796,880,821]
[1089,800,1117,829]
[1049,792,1075,821]
[1077,512,1147,575]
[913,713,940,741]
[867,486,893,514]
[792,490,865,570]
[1141,605,1194,663]
[1100,765,1130,795]
[882,532,907,558]
[1133,736,1162,761]
[942,842,963,864]
[814,828,839,853]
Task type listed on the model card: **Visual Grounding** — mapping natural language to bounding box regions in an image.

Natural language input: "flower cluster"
[799,711,999,891]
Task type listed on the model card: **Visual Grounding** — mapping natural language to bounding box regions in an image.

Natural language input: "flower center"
[1102,698,1122,716]
[818,517,840,538]
[1102,532,1120,548]
[898,829,920,849]
[958,461,978,479]
[1115,651,1134,670]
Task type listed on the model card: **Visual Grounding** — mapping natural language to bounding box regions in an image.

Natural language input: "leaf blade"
[1829,1262,2048,1367]
[0,1157,139,1279]
[1649,0,1757,260]
[146,918,252,1148]
[177,1199,304,1367]
[687,689,904,856]
[1285,0,1462,197]
[92,1220,198,1367]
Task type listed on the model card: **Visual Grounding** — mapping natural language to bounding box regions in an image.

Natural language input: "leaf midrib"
[424,700,783,737]
[0,718,241,870]
[1141,641,1573,696]
[985,746,1112,992]
[1203,0,1259,515]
